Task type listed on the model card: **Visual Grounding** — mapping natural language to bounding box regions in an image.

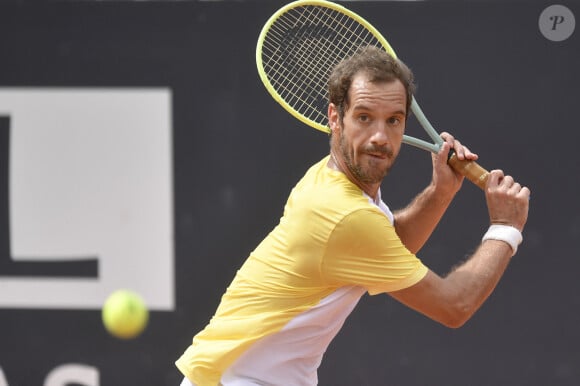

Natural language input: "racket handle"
[447,151,489,190]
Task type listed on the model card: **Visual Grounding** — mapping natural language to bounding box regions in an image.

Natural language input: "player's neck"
[327,151,381,201]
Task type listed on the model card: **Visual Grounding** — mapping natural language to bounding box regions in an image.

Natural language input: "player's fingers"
[458,143,478,160]
[509,181,531,199]
[440,132,478,160]
[453,140,465,159]
[507,181,521,195]
[440,132,455,147]
[440,132,466,161]
[433,140,450,166]
[438,140,451,157]
[518,186,531,200]
[499,175,515,189]
[487,169,505,187]
[451,139,480,161]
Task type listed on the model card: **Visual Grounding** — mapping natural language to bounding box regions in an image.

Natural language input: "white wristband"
[482,224,523,256]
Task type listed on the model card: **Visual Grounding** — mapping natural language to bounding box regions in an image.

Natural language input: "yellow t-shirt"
[176,156,428,386]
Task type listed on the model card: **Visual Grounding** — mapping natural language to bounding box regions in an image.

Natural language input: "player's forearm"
[388,237,515,328]
[442,240,513,326]
[393,183,455,254]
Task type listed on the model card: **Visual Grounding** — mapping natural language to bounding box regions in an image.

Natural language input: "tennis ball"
[102,289,149,339]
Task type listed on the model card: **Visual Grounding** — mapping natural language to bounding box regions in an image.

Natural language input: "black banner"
[0,1,578,385]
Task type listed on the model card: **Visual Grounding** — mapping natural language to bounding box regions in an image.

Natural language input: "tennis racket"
[256,0,489,190]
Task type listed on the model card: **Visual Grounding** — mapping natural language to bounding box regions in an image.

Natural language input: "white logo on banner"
[0,88,174,310]
[539,4,576,42]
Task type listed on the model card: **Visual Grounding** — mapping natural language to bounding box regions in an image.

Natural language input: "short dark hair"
[328,45,415,120]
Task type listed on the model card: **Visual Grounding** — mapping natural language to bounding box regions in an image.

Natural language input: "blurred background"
[0,0,578,385]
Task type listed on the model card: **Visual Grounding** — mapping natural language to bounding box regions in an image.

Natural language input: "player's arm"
[393,133,477,253]
[389,170,530,328]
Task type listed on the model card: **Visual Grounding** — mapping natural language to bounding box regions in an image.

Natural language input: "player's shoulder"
[293,157,370,211]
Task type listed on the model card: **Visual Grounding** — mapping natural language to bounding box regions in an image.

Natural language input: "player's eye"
[388,117,402,126]
[358,114,370,123]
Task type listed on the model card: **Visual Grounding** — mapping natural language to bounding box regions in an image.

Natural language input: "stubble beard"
[339,134,394,185]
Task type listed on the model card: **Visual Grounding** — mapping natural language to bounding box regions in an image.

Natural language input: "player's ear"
[328,103,339,134]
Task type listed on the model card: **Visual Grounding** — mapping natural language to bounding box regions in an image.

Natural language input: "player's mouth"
[365,146,391,160]
[364,144,391,156]
[367,152,388,160]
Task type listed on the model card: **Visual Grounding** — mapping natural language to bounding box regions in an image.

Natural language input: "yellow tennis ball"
[102,289,149,339]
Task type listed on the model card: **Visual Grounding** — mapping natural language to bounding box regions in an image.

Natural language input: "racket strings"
[261,5,384,127]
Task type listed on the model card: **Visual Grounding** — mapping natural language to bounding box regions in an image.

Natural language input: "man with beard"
[176,46,530,386]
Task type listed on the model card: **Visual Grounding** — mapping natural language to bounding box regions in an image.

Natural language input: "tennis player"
[176,46,530,386]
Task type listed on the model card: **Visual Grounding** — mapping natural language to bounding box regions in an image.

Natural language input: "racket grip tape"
[447,151,489,190]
